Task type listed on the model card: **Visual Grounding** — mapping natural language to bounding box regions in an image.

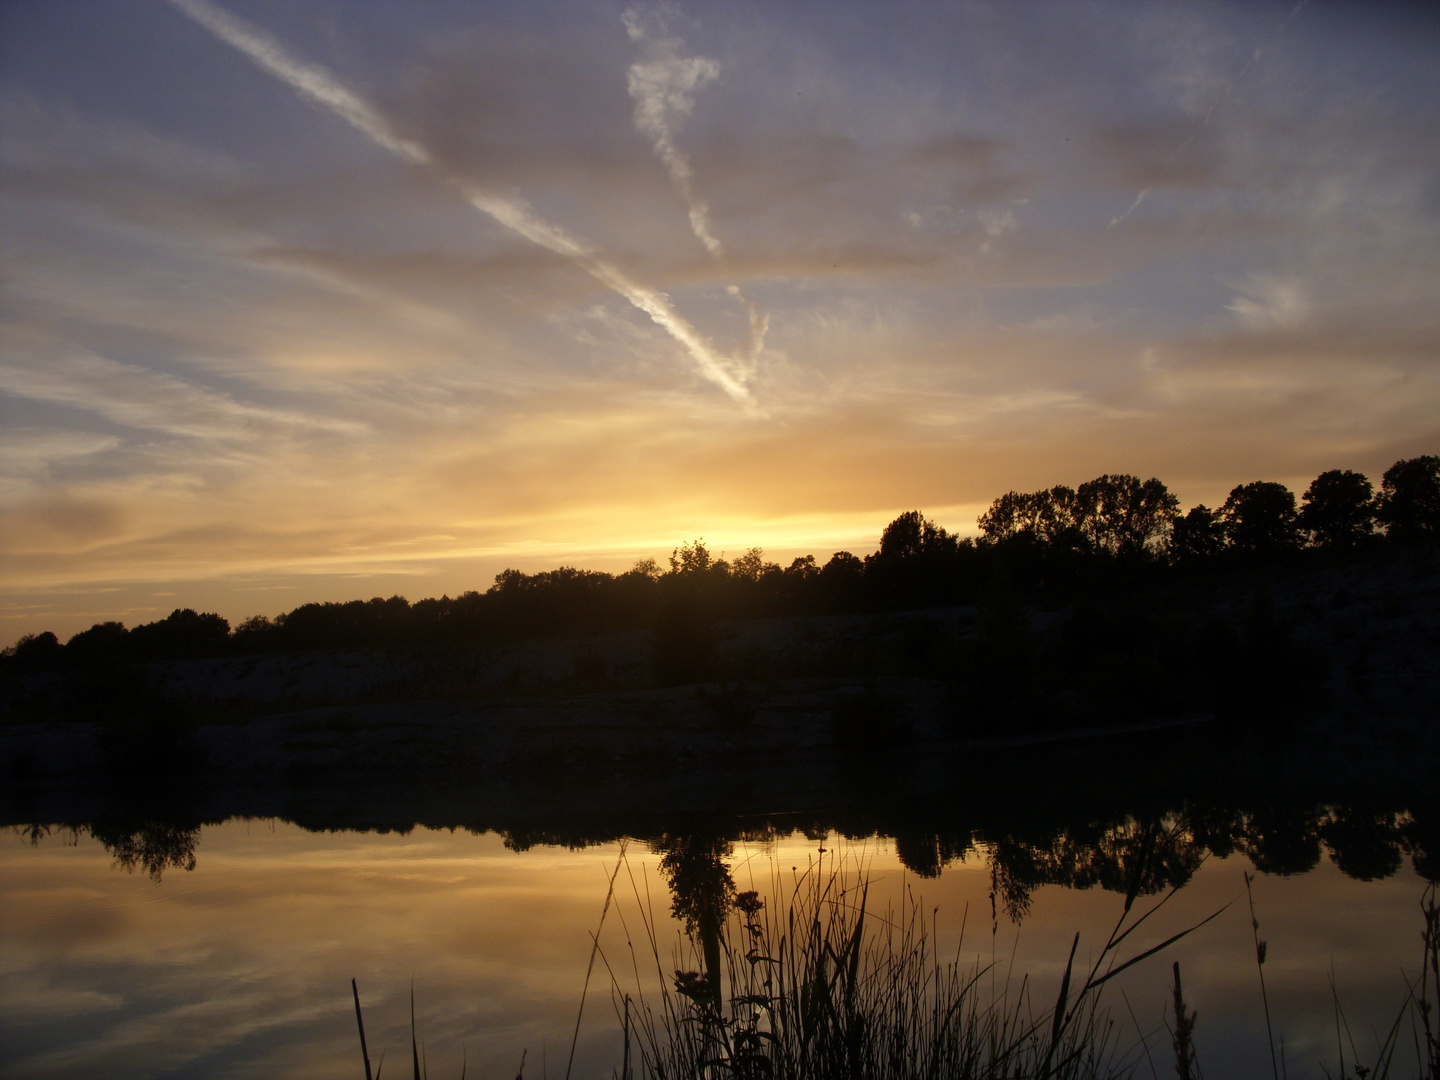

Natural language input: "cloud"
[1225,273,1310,329]
[0,335,359,440]
[3,0,1440,640]
[168,0,755,403]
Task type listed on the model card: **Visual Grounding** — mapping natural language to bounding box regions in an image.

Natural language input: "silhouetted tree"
[977,486,1081,548]
[892,829,973,879]
[129,608,230,659]
[1074,474,1180,558]
[1168,505,1226,562]
[729,547,770,581]
[3,630,62,670]
[819,551,864,609]
[1219,481,1299,553]
[656,834,734,1005]
[65,620,130,664]
[630,557,661,579]
[879,510,953,558]
[1376,454,1440,541]
[669,538,714,574]
[1299,469,1375,547]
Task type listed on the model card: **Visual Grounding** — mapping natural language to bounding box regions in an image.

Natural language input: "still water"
[1,817,1432,1079]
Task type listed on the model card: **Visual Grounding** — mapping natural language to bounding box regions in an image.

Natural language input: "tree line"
[4,454,1436,671]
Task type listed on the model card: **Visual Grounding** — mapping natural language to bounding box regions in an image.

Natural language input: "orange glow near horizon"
[2,1,1436,641]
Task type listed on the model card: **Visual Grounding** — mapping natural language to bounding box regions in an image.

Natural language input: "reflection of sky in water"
[1,821,1429,1079]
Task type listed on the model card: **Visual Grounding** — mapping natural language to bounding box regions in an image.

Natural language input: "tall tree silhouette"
[1299,469,1375,547]
[1219,482,1300,553]
[1376,454,1440,540]
[1074,474,1179,557]
[1169,505,1226,562]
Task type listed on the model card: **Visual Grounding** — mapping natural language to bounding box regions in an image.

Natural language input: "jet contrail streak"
[627,54,723,256]
[168,0,751,403]
[623,4,769,376]
[1108,188,1149,229]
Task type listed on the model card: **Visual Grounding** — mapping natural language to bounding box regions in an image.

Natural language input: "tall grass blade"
[1245,871,1279,1080]
[566,840,628,1080]
[411,982,421,1080]
[352,978,374,1080]
[1086,903,1231,991]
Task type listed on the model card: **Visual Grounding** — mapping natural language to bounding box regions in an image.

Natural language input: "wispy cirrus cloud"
[0,340,361,441]
[1225,272,1310,329]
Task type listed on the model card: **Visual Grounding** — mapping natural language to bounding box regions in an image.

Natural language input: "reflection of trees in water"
[892,831,974,880]
[1322,809,1407,881]
[1240,807,1323,877]
[89,820,200,882]
[988,818,1204,922]
[888,804,1437,922]
[654,834,736,1007]
[19,797,1432,900]
[655,834,736,934]
[13,823,82,847]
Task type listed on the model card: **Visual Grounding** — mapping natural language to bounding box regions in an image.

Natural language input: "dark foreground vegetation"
[338,824,1440,1080]
[619,858,1440,1080]
[340,855,1439,1080]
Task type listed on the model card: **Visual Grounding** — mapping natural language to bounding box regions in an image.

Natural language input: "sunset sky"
[3,0,1438,640]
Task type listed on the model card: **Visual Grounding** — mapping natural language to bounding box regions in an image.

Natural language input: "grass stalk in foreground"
[599,847,1224,1080]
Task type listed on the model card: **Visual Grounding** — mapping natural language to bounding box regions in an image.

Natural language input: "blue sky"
[3,0,1438,637]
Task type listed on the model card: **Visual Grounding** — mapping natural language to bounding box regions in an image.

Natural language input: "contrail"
[627,55,722,255]
[1108,188,1149,229]
[623,4,767,376]
[1108,1,1311,234]
[169,0,751,403]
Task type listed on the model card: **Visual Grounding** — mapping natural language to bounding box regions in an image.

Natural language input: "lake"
[2,803,1434,1079]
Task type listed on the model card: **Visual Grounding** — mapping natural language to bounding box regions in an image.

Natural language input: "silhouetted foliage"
[1321,809,1405,881]
[978,486,1082,548]
[657,834,736,934]
[1300,469,1376,547]
[1074,474,1179,557]
[128,608,230,660]
[90,819,200,882]
[65,620,130,664]
[1220,481,1300,553]
[1377,454,1440,541]
[4,456,1434,691]
[1168,505,1226,563]
[879,510,954,558]
[5,631,62,670]
[1242,807,1322,876]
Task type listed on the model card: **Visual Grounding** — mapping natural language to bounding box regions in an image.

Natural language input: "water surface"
[2,816,1431,1079]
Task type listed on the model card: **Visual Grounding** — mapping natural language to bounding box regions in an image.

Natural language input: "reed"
[599,847,1222,1080]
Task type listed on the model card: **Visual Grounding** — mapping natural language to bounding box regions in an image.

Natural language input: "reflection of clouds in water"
[0,818,1432,1079]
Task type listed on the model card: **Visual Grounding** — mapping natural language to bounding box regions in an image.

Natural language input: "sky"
[2,0,1438,641]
